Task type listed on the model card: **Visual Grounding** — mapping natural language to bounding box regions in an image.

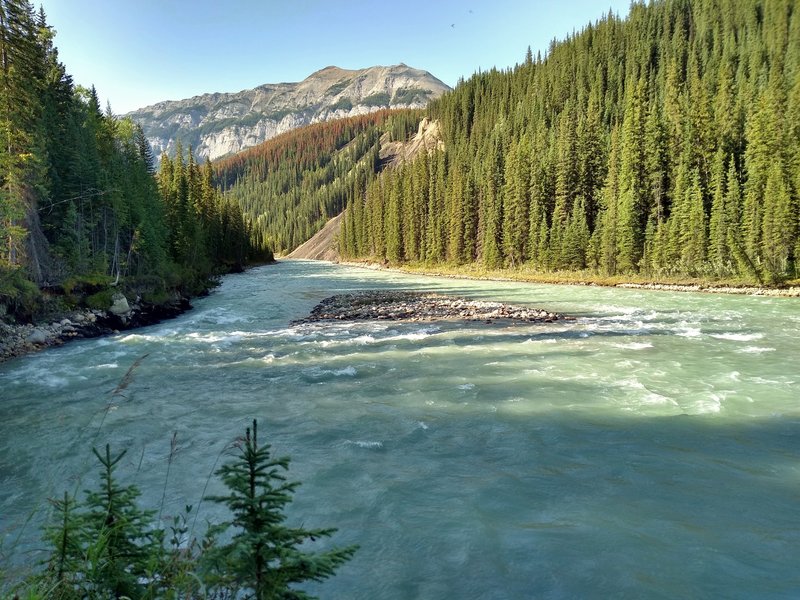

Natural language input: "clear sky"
[37,0,633,114]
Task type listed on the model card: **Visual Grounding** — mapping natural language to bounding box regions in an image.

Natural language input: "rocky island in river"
[291,290,564,325]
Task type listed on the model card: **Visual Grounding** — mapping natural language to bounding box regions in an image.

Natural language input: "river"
[1,260,798,598]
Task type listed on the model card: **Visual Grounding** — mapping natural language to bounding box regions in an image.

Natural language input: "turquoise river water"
[1,260,799,598]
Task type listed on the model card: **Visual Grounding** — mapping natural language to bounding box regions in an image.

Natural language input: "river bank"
[0,293,191,363]
[334,260,800,297]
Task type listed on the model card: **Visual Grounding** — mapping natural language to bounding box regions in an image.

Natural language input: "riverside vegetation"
[0,1,271,330]
[6,0,800,339]
[2,418,356,599]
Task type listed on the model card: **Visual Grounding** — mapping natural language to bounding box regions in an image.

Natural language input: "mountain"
[127,64,450,161]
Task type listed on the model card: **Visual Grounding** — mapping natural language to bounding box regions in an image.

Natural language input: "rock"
[109,293,131,316]
[292,290,566,326]
[27,329,48,345]
[2,292,194,364]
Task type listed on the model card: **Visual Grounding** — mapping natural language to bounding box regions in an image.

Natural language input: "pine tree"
[501,137,530,267]
[479,140,503,268]
[205,420,357,600]
[760,161,794,281]
[598,126,621,274]
[708,150,730,270]
[80,444,163,599]
[743,81,785,262]
[385,172,403,263]
[0,0,47,269]
[616,77,648,273]
[680,169,707,272]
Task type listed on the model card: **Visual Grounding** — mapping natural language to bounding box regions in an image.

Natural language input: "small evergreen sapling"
[36,445,166,600]
[204,420,357,599]
[81,445,163,599]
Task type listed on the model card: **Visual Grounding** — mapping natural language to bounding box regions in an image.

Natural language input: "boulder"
[27,329,48,345]
[109,293,131,316]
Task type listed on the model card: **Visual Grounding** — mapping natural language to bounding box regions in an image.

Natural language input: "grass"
[344,260,800,295]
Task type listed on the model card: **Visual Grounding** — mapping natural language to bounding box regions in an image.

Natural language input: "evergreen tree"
[680,169,707,271]
[80,445,163,599]
[337,0,798,285]
[501,137,530,267]
[205,420,357,599]
[615,78,648,273]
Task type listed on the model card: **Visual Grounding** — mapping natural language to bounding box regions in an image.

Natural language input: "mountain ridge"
[127,64,450,160]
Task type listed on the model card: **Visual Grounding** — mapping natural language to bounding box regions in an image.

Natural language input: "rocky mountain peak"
[127,64,450,161]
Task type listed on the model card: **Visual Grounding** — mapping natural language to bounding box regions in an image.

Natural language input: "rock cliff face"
[127,64,450,160]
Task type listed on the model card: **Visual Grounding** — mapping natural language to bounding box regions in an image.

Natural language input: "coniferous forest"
[0,0,268,322]
[339,0,800,285]
[214,109,422,255]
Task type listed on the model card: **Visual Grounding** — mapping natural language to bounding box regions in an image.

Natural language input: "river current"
[1,260,798,598]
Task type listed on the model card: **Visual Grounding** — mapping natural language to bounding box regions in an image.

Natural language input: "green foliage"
[205,420,357,599]
[392,88,430,105]
[325,81,349,96]
[0,2,272,319]
[83,288,114,311]
[339,0,800,285]
[23,444,165,600]
[330,97,353,112]
[359,92,390,108]
[215,110,408,254]
[82,445,163,598]
[0,266,41,321]
[10,420,353,599]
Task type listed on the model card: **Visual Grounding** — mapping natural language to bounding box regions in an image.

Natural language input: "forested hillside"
[340,0,800,284]
[0,0,267,321]
[214,109,422,254]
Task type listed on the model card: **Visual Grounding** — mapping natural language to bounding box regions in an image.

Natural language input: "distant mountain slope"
[284,116,446,261]
[128,64,450,160]
[286,213,344,261]
[213,109,421,254]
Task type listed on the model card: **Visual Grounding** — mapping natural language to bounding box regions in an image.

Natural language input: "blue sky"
[38,0,633,114]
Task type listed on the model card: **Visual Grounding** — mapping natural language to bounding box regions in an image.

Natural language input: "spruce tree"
[205,420,357,600]
[760,161,793,281]
[615,77,648,273]
[81,445,163,599]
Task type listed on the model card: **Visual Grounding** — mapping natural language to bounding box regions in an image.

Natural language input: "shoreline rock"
[291,290,564,325]
[613,282,800,296]
[0,296,192,364]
